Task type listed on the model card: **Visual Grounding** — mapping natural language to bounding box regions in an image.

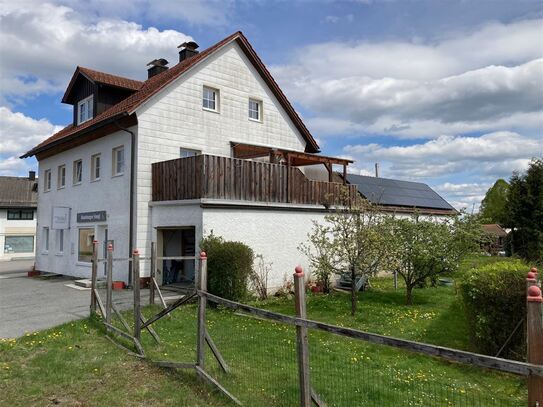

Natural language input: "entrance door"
[161,227,195,286]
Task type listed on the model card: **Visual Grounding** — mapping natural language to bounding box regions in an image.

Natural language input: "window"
[4,236,34,254]
[180,148,200,158]
[91,154,101,181]
[7,209,34,220]
[58,165,66,189]
[77,95,93,125]
[57,229,64,253]
[78,228,94,262]
[203,86,219,111]
[112,146,125,176]
[44,169,51,191]
[43,227,49,252]
[73,160,82,184]
[249,98,262,121]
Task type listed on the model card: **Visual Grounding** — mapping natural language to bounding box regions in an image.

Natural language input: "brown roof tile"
[0,176,38,208]
[23,31,320,158]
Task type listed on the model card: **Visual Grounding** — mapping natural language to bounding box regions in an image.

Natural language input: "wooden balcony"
[151,154,357,206]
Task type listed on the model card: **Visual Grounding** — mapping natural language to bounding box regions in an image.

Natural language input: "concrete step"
[74,279,106,288]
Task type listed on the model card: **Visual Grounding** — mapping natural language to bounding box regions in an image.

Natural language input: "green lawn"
[1,269,527,406]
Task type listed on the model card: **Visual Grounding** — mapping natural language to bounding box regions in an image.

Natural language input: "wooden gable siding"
[95,84,135,116]
[151,155,357,207]
[71,76,96,125]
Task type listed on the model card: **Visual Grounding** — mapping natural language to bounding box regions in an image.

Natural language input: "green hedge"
[200,234,254,302]
[458,259,528,359]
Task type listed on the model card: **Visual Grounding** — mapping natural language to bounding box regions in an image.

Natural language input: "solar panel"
[345,174,455,211]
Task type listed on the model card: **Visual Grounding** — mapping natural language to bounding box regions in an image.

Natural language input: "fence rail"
[151,154,357,206]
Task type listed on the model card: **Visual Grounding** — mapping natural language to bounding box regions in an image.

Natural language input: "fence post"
[106,243,113,324]
[527,279,543,407]
[90,240,98,315]
[197,251,208,368]
[133,249,141,341]
[293,266,311,407]
[150,242,156,305]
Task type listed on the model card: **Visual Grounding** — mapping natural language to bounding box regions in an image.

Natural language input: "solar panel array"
[345,174,455,211]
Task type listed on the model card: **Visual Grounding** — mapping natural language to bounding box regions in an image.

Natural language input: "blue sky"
[1,0,542,210]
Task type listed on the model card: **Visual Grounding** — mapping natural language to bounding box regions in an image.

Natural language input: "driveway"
[0,262,149,338]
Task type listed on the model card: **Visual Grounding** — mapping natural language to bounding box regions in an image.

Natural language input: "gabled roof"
[23,31,320,159]
[482,224,508,237]
[345,174,456,213]
[0,176,38,208]
[62,66,143,103]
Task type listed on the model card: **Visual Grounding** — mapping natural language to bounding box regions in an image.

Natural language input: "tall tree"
[506,158,543,262]
[479,179,509,224]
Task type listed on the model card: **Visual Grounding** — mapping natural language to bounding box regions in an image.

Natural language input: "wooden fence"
[151,154,358,206]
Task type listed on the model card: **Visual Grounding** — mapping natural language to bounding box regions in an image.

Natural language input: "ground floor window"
[43,227,49,252]
[57,229,64,253]
[4,236,34,253]
[78,228,94,262]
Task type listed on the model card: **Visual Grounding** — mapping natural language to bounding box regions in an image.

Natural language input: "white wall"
[202,207,328,290]
[35,129,133,281]
[135,41,308,273]
[0,208,37,260]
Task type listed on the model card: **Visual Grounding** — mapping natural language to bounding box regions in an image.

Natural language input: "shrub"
[458,259,528,359]
[200,234,254,302]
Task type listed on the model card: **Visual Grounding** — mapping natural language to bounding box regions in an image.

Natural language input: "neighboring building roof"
[62,66,143,103]
[22,31,320,159]
[482,224,508,237]
[0,176,38,208]
[345,174,456,213]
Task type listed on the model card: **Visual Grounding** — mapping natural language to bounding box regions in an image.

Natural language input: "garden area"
[0,255,530,406]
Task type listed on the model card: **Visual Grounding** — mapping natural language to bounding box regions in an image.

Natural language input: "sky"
[1,0,542,211]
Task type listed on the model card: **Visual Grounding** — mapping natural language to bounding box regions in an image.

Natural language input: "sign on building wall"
[52,207,71,230]
[77,211,107,223]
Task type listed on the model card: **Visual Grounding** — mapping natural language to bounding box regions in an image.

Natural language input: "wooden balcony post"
[526,276,543,407]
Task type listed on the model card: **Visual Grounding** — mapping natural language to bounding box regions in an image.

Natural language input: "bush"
[458,259,528,359]
[200,234,254,302]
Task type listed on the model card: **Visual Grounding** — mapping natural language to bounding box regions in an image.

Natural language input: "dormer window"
[77,95,93,125]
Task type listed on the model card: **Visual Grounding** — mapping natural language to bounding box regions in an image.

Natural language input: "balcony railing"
[151,154,357,206]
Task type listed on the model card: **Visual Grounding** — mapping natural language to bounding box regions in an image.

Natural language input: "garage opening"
[158,227,196,288]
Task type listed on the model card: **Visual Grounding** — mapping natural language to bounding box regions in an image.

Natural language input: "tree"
[505,158,543,262]
[479,179,509,224]
[300,195,391,315]
[384,212,481,305]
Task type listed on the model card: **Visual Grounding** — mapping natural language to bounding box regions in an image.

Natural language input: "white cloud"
[0,107,62,175]
[0,2,193,103]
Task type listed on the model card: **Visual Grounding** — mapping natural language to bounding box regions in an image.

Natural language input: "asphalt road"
[0,260,149,338]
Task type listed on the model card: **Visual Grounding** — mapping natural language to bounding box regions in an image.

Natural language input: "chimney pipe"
[375,163,380,178]
[28,170,36,181]
[147,58,169,79]
[178,41,199,62]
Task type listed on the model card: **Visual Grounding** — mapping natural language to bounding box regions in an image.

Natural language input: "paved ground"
[0,260,150,338]
[0,259,34,278]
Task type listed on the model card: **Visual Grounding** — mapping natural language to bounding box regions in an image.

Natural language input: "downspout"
[115,121,136,287]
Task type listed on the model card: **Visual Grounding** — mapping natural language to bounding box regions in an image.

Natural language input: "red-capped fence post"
[133,249,141,341]
[196,252,208,368]
[294,265,311,407]
[106,243,113,324]
[90,240,99,315]
[527,278,543,407]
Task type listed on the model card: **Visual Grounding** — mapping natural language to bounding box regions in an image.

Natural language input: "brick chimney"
[178,41,199,62]
[146,58,169,79]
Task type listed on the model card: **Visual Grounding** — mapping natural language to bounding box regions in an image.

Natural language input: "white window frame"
[77,95,93,125]
[112,146,125,176]
[180,148,201,158]
[73,160,82,185]
[202,86,219,112]
[43,227,49,253]
[248,98,262,122]
[91,153,101,181]
[57,165,66,189]
[43,169,51,192]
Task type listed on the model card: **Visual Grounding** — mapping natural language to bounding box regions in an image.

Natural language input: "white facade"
[0,208,37,261]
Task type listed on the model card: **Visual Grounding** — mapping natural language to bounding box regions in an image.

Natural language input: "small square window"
[249,99,262,121]
[58,165,66,189]
[43,169,52,191]
[91,154,101,181]
[112,146,125,176]
[73,160,82,184]
[203,86,219,111]
[180,148,200,158]
[77,95,93,125]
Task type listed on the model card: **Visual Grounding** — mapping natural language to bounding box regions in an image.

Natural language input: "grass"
[1,261,527,406]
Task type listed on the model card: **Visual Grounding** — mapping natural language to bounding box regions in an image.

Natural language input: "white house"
[22,32,455,290]
[0,173,38,261]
